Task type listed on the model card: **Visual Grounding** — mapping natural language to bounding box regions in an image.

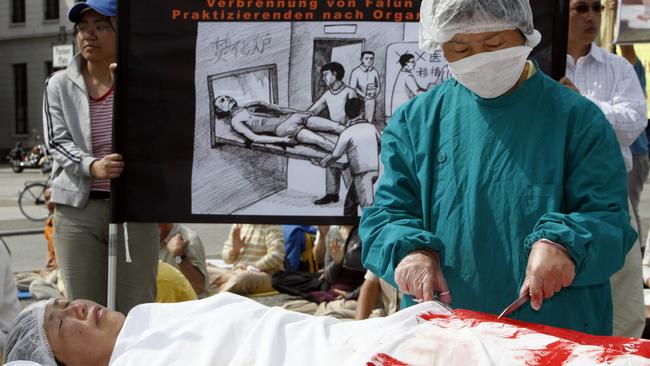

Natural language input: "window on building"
[12,0,25,23]
[45,0,59,20]
[13,64,28,135]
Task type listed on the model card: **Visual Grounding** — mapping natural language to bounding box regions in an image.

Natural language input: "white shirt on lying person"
[565,43,647,172]
[109,293,650,365]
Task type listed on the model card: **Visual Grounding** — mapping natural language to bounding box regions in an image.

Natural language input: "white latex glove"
[394,250,452,304]
[520,240,575,311]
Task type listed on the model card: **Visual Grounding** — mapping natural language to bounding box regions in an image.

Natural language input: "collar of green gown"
[459,59,543,107]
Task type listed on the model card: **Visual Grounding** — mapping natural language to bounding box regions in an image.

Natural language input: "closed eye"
[445,41,469,54]
[58,301,71,335]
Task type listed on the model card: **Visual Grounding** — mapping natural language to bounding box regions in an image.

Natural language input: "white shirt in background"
[565,43,647,172]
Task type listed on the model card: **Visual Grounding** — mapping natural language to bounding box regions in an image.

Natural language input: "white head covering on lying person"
[3,300,57,366]
[419,0,542,52]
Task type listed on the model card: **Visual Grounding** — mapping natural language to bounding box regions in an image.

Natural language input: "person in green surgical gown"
[359,0,637,336]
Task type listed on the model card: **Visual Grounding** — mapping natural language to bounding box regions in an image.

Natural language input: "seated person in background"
[27,186,65,301]
[44,187,57,271]
[158,223,208,297]
[313,225,330,269]
[208,224,285,295]
[316,226,366,302]
[6,293,650,366]
[214,95,345,151]
[155,261,197,303]
[0,241,20,359]
[281,225,318,272]
[279,225,366,319]
[355,270,401,320]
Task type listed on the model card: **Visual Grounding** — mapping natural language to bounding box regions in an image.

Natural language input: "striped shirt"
[222,224,285,272]
[565,44,647,172]
[89,87,114,192]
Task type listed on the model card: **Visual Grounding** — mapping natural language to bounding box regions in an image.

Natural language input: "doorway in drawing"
[311,38,364,112]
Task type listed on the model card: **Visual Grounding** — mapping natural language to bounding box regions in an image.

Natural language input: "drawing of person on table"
[214,95,345,152]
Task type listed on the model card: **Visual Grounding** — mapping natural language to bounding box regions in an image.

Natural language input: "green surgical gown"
[360,65,636,335]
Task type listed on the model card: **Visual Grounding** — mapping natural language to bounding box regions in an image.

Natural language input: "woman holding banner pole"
[42,0,158,313]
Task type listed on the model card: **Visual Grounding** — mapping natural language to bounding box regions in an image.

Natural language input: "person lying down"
[3,293,650,366]
[214,95,344,152]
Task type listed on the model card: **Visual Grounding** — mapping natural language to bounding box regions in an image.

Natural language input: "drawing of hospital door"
[311,39,364,108]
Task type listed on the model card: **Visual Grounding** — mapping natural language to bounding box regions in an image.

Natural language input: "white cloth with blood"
[109,293,650,365]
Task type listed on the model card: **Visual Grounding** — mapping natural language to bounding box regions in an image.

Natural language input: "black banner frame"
[112,0,569,225]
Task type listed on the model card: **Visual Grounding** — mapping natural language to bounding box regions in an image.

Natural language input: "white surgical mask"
[448,46,532,99]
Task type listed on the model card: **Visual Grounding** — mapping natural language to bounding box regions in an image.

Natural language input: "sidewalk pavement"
[0,165,232,272]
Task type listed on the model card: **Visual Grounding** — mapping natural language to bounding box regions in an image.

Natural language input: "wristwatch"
[174,254,187,265]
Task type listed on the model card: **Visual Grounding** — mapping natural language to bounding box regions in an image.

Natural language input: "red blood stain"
[595,347,626,363]
[524,340,575,366]
[503,329,526,339]
[367,352,410,366]
[416,309,650,364]
[417,312,448,321]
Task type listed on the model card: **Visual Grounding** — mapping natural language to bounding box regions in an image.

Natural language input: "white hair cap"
[419,0,542,52]
[3,300,57,365]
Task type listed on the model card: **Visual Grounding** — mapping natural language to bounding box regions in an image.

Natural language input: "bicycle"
[18,181,49,221]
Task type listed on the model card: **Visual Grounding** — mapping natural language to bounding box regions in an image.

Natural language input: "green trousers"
[54,199,159,313]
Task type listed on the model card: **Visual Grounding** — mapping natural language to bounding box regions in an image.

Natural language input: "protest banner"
[113,0,568,224]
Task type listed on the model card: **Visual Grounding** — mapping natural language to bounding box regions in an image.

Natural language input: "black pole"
[551,0,570,81]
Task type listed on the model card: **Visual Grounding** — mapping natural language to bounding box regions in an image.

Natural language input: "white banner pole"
[107,223,118,310]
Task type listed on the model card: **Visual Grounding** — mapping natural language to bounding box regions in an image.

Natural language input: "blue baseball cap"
[68,0,116,23]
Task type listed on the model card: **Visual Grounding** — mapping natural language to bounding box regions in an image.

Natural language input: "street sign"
[52,44,73,68]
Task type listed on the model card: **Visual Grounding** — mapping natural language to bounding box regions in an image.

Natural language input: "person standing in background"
[619,45,649,252]
[349,51,381,125]
[561,0,647,337]
[43,0,159,313]
[309,62,359,206]
[389,53,427,115]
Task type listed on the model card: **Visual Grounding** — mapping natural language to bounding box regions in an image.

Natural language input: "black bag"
[271,271,327,301]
